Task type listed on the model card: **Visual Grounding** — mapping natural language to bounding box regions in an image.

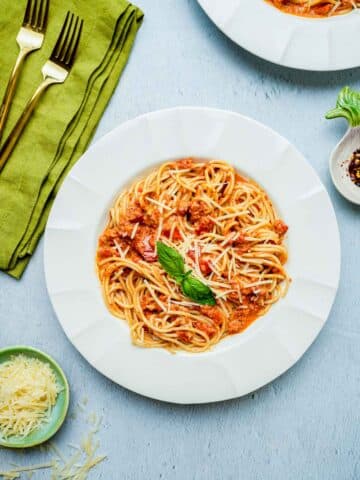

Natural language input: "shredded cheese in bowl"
[0,354,61,439]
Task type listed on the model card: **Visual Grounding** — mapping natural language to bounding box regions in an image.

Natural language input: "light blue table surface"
[1,1,360,478]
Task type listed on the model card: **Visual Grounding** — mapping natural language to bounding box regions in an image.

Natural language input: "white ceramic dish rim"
[197,0,360,71]
[44,107,341,404]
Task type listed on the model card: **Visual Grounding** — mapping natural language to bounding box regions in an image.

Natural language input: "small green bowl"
[0,346,70,449]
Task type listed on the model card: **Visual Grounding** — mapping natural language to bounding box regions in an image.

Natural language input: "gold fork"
[0,0,50,142]
[0,12,83,172]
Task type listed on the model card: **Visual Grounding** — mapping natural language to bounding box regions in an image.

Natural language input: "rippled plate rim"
[197,0,360,71]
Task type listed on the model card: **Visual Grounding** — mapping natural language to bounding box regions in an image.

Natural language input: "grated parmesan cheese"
[0,407,107,479]
[0,355,61,439]
[170,299,201,308]
[243,280,273,288]
[144,280,167,312]
[114,240,125,258]
[0,463,55,479]
[130,222,140,239]
[219,233,236,247]
[145,196,172,211]
[215,290,236,300]
[212,247,230,265]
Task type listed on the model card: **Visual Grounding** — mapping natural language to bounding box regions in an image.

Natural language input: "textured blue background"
[1,0,360,478]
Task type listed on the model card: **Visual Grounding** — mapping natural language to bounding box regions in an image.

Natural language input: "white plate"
[44,107,341,404]
[197,0,360,71]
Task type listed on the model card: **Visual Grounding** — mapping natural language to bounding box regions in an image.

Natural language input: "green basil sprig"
[326,86,360,127]
[156,241,216,306]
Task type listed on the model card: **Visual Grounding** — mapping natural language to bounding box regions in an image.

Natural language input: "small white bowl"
[329,126,360,205]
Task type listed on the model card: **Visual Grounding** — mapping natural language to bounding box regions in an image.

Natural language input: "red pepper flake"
[349,149,360,187]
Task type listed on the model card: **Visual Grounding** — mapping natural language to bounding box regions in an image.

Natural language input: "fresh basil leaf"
[181,275,216,306]
[157,241,216,306]
[157,241,185,280]
[326,86,360,127]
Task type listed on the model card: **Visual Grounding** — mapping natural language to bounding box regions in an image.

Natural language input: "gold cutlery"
[0,12,83,172]
[0,0,49,142]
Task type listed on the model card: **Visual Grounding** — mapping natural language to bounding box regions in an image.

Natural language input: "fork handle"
[0,48,31,143]
[0,78,56,172]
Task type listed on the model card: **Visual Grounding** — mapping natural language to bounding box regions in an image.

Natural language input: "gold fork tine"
[64,17,83,68]
[38,0,50,33]
[23,0,33,26]
[0,12,83,172]
[57,12,74,62]
[49,12,83,69]
[0,0,50,142]
[29,0,39,28]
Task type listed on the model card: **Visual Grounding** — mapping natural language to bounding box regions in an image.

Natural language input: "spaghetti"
[267,0,360,17]
[96,159,289,353]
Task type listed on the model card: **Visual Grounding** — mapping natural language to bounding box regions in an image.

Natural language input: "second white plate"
[197,0,360,71]
[44,107,340,404]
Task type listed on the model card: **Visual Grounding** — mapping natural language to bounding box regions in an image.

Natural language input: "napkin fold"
[0,0,143,278]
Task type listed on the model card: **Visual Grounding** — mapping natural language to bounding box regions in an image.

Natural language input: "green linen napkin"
[0,0,143,278]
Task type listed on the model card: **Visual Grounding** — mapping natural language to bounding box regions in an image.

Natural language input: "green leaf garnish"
[326,86,360,127]
[156,241,216,306]
[181,275,216,306]
[156,241,185,282]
